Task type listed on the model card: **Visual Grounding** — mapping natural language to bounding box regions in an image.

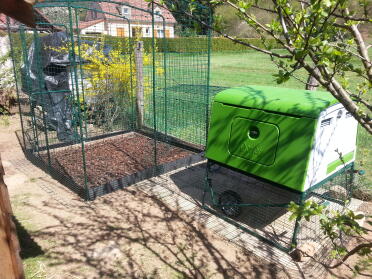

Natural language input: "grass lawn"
[211,51,308,88]
[210,50,372,189]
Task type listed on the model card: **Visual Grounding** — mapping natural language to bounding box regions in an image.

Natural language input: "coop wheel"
[218,190,242,218]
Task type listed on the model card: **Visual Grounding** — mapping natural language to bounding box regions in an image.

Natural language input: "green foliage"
[288,200,325,222]
[9,33,280,58]
[163,0,213,35]
[91,35,281,53]
[211,37,280,51]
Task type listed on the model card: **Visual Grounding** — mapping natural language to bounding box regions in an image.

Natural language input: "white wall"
[304,103,358,189]
[80,21,106,35]
[84,21,175,38]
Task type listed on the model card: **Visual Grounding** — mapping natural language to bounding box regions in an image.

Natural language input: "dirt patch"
[42,133,194,187]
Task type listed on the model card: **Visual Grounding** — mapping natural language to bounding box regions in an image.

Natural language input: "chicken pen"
[203,86,362,255]
[8,0,212,200]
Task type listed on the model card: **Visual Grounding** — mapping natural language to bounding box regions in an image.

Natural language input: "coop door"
[228,117,279,166]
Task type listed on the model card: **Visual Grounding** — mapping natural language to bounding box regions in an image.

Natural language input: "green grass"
[11,194,47,278]
[210,51,308,88]
[210,50,372,186]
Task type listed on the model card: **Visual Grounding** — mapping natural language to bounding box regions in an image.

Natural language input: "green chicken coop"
[204,85,359,252]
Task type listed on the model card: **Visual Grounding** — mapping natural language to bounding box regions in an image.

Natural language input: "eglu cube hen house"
[206,85,358,193]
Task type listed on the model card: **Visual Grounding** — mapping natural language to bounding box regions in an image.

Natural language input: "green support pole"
[19,27,40,155]
[33,31,52,169]
[74,8,89,139]
[162,18,168,139]
[68,3,89,199]
[151,2,158,173]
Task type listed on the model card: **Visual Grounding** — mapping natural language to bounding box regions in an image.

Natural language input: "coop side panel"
[206,102,316,191]
[304,103,358,189]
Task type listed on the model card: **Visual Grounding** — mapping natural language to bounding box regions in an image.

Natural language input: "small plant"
[0,115,10,126]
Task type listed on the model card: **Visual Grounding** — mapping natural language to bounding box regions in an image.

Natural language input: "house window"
[145,27,150,37]
[154,7,162,20]
[117,28,125,37]
[157,29,164,38]
[121,6,131,18]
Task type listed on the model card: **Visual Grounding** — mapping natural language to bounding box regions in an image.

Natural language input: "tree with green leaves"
[163,0,215,35]
[157,0,372,134]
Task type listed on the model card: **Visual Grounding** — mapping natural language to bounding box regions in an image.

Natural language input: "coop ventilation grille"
[320,118,332,127]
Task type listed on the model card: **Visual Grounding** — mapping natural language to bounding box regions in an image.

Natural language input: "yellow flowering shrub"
[49,36,163,130]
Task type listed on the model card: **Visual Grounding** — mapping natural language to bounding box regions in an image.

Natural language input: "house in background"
[78,0,177,38]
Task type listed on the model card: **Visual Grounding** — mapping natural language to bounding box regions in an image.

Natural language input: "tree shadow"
[26,185,295,279]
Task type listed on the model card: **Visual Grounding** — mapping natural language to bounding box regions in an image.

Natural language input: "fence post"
[0,154,25,279]
[134,41,144,129]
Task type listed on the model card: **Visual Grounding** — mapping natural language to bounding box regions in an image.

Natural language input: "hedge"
[100,35,282,53]
[5,32,281,54]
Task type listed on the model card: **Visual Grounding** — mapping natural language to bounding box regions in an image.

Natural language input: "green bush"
[99,35,282,53]
[212,37,281,52]
[9,33,282,57]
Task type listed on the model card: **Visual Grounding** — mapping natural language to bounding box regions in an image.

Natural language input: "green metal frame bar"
[67,2,89,196]
[74,8,89,138]
[32,29,52,169]
[19,26,40,155]
[151,2,158,171]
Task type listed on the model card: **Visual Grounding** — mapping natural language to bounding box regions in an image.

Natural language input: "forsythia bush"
[51,37,163,130]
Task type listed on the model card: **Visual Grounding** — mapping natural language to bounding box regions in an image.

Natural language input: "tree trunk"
[306,68,320,91]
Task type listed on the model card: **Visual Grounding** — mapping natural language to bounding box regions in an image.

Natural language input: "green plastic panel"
[326,150,354,174]
[214,86,338,119]
[229,118,279,166]
[206,102,317,192]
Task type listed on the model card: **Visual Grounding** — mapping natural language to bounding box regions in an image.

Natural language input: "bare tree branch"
[328,242,372,269]
[348,24,372,81]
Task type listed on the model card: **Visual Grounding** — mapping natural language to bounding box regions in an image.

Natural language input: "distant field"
[210,50,372,187]
[210,51,308,88]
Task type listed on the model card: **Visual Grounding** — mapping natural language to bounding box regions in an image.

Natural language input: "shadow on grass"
[13,216,44,260]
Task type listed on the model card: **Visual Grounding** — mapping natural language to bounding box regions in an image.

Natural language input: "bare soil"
[43,133,193,187]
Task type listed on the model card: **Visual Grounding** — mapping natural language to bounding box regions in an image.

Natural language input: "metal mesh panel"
[201,162,356,252]
[9,0,212,200]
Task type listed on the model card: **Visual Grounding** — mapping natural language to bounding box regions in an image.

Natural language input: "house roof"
[78,18,105,29]
[80,0,176,29]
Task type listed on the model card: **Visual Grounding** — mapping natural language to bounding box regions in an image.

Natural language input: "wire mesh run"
[8,0,212,200]
[201,161,356,253]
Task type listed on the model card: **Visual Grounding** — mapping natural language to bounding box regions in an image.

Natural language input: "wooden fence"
[0,154,24,279]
